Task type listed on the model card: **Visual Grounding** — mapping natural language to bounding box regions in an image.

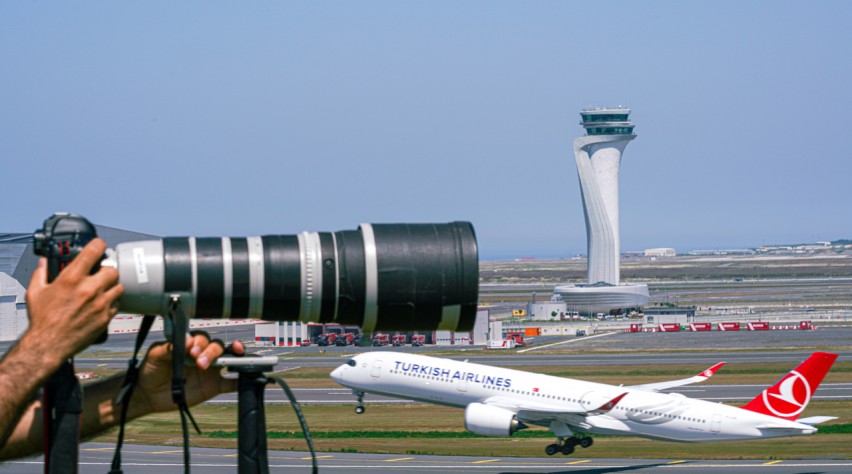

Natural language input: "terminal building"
[554,108,650,315]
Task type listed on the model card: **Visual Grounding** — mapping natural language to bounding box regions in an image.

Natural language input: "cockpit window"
[346,359,356,367]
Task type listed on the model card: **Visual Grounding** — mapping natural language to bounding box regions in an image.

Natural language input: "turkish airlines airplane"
[330,351,838,455]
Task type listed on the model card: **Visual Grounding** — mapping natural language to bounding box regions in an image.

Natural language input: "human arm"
[0,239,122,457]
[0,334,244,460]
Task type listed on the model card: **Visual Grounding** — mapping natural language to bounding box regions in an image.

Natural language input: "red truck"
[410,335,425,347]
[505,333,526,348]
[371,334,390,346]
[391,335,407,346]
[335,333,356,346]
[316,333,338,346]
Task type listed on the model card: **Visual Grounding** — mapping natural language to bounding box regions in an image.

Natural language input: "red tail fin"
[741,352,838,421]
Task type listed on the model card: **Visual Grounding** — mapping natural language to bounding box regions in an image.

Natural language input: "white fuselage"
[330,352,818,442]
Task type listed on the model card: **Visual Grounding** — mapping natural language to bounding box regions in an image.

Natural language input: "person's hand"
[23,238,123,364]
[133,334,246,414]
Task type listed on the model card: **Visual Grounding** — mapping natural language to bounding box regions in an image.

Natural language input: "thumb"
[27,258,48,295]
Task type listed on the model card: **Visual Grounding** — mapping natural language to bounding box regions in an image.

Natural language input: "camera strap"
[269,376,318,474]
[167,297,200,474]
[43,360,83,474]
[108,314,155,474]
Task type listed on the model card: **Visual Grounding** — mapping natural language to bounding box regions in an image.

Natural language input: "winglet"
[589,392,627,415]
[698,362,726,380]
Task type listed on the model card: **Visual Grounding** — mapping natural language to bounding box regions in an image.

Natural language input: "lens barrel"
[109,222,478,332]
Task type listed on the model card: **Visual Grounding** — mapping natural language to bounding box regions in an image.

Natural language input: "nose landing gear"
[353,391,365,414]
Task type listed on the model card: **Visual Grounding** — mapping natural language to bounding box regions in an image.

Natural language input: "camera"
[33,212,108,343]
[33,213,101,281]
[98,221,479,332]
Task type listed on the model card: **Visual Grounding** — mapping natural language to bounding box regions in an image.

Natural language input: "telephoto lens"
[104,222,479,332]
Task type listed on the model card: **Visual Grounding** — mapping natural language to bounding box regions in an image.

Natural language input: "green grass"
[87,402,852,460]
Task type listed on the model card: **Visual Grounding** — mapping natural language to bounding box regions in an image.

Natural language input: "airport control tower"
[554,107,648,315]
[575,108,635,285]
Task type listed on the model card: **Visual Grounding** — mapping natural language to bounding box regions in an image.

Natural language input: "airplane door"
[370,359,383,378]
[711,414,721,434]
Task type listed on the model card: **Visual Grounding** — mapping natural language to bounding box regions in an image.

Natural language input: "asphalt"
[3,443,852,474]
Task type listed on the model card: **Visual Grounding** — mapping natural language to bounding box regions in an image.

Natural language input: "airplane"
[330,351,838,455]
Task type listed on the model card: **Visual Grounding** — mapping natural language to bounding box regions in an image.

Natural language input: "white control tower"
[554,107,648,315]
[575,108,635,284]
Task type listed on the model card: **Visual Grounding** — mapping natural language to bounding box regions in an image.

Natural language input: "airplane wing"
[627,362,725,392]
[483,392,628,421]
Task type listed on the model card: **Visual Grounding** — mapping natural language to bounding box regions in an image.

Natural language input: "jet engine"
[463,403,527,437]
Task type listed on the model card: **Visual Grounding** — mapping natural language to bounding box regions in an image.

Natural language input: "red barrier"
[689,323,712,332]
[629,324,643,333]
[718,322,740,331]
[658,323,681,332]
[748,322,770,331]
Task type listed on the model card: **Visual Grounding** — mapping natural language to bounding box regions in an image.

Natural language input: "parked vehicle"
[317,333,338,346]
[505,333,526,348]
[371,334,390,346]
[335,333,356,346]
[410,335,425,347]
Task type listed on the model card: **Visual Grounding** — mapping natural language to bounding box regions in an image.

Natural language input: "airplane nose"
[330,365,345,382]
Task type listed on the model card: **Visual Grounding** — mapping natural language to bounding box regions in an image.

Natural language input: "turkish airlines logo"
[762,370,811,418]
[701,369,713,378]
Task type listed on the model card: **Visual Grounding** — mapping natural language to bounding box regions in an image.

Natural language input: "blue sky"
[2,2,850,260]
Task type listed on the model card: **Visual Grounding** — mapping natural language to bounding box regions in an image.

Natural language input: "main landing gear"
[354,391,366,414]
[545,436,593,456]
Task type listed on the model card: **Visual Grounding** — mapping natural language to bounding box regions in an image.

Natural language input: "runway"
[2,328,849,473]
[3,443,851,474]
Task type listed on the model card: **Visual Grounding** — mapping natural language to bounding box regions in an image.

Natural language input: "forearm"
[0,371,139,460]
[0,334,64,459]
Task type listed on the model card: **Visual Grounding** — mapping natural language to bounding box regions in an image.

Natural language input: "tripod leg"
[238,370,269,474]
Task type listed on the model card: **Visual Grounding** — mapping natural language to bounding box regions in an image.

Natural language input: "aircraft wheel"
[545,444,560,456]
[561,444,575,456]
[355,405,365,414]
[580,437,593,448]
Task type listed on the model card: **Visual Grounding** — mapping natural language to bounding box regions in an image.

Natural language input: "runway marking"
[472,458,500,464]
[667,460,686,464]
[517,332,616,353]
[763,460,783,465]
[82,447,115,452]
[148,449,184,454]
[565,459,591,465]
[302,455,333,460]
[97,363,107,367]
[385,457,414,462]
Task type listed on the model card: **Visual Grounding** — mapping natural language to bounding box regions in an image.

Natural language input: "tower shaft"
[574,108,636,285]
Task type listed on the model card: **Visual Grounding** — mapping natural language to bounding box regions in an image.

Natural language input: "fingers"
[186,333,226,370]
[230,340,246,356]
[25,258,48,298]
[61,238,108,280]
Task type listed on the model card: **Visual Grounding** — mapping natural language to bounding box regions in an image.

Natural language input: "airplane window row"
[392,370,587,402]
[390,370,707,424]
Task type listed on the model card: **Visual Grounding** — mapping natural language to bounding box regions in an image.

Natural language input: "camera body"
[33,212,108,343]
[33,213,100,282]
